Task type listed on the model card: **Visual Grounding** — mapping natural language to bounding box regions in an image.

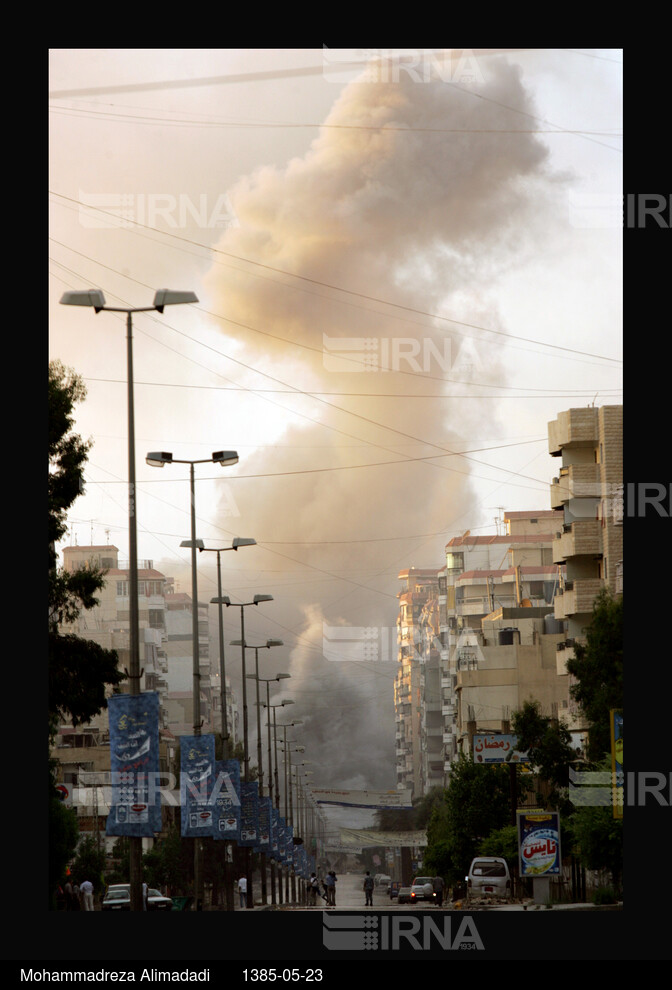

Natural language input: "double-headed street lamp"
[230,646,286,907]
[199,539,257,756]
[146,450,239,912]
[60,286,199,913]
[260,699,294,906]
[211,594,274,908]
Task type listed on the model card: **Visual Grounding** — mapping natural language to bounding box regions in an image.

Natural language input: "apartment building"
[394,567,441,797]
[438,512,561,771]
[549,404,623,736]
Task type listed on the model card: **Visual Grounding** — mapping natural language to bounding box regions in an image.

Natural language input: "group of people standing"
[307,870,338,905]
[61,878,94,911]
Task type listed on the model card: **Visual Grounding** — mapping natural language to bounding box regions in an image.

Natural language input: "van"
[466,857,511,901]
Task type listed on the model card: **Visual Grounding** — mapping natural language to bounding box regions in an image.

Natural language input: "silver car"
[466,857,511,900]
[410,876,435,904]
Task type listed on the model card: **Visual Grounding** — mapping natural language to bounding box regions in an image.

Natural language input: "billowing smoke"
[200,56,561,807]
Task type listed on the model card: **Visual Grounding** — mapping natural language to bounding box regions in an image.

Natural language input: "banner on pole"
[213,759,241,841]
[181,734,216,837]
[239,781,259,846]
[106,692,161,837]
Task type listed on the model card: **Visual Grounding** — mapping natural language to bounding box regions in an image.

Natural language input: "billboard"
[517,812,561,877]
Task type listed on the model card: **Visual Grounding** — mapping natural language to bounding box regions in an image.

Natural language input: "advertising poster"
[180,734,216,838]
[517,812,561,876]
[107,691,161,837]
[611,710,623,819]
[213,759,241,841]
[473,733,529,764]
[256,796,272,853]
[239,781,259,846]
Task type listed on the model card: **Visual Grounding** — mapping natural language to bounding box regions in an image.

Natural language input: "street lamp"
[199,540,257,756]
[212,594,274,908]
[232,646,285,907]
[60,286,198,913]
[146,450,239,912]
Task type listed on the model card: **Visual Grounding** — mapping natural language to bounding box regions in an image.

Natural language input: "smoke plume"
[200,56,561,807]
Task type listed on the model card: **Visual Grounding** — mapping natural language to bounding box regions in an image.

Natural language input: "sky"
[48,49,622,834]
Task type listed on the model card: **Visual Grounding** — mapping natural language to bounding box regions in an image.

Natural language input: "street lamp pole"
[231,641,285,905]
[198,539,255,913]
[213,595,274,908]
[146,450,239,912]
[60,287,199,913]
[199,540,257,755]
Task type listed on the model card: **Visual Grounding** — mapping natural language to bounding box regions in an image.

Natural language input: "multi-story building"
[394,568,441,797]
[439,512,562,778]
[548,405,623,738]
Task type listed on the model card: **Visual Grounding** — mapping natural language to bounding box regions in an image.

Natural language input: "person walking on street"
[237,876,247,908]
[64,879,75,911]
[363,871,374,906]
[324,871,336,906]
[309,873,319,905]
[80,879,94,911]
[432,875,445,907]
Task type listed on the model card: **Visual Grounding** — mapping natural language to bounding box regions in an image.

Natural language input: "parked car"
[376,874,391,888]
[410,876,435,904]
[397,886,412,904]
[147,888,173,911]
[101,883,173,911]
[466,857,511,901]
[102,885,130,911]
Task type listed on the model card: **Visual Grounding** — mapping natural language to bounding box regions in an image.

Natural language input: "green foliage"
[141,827,193,894]
[478,824,519,865]
[71,835,107,898]
[48,361,92,567]
[512,699,576,812]
[566,589,623,762]
[48,765,79,906]
[566,761,623,891]
[48,360,123,740]
[422,754,512,886]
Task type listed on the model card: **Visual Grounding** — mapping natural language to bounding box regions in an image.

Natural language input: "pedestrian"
[142,881,148,911]
[432,875,445,907]
[237,876,247,909]
[324,871,335,906]
[80,879,94,911]
[363,871,374,906]
[71,881,81,911]
[309,872,319,905]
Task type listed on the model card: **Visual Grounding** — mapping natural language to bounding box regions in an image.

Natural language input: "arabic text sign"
[107,691,161,837]
[473,733,528,764]
[181,734,216,837]
[517,812,561,877]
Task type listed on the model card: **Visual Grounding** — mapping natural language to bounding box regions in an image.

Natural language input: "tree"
[422,754,511,886]
[511,699,576,812]
[48,360,123,740]
[566,589,623,762]
[48,361,123,902]
[71,835,107,902]
[567,761,623,895]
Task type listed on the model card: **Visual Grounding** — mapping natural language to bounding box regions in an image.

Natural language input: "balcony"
[553,519,602,562]
[550,463,600,509]
[554,578,604,618]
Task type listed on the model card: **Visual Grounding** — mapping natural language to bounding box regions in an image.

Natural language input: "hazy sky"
[48,49,622,827]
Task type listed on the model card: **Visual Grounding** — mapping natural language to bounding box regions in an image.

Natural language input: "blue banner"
[239,781,259,846]
[270,807,280,858]
[107,692,161,837]
[256,796,272,853]
[181,734,216,837]
[277,816,286,863]
[213,759,241,841]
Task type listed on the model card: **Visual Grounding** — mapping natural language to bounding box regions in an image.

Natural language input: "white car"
[466,857,511,901]
[410,876,435,903]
